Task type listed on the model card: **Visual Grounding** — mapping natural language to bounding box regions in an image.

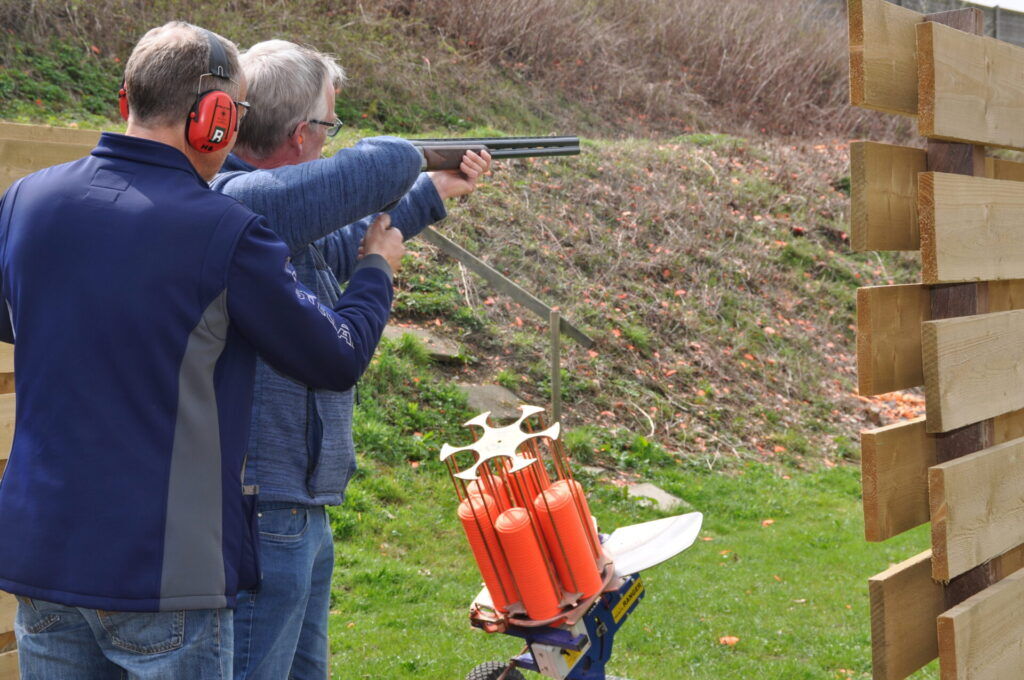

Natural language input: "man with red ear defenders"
[0,21,403,680]
[119,25,245,154]
[209,40,490,679]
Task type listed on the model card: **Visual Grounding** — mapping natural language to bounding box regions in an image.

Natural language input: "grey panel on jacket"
[160,290,229,609]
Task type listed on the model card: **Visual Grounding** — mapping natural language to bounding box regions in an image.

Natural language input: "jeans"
[233,502,333,680]
[15,597,232,679]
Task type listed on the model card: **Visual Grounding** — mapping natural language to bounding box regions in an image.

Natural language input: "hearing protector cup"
[118,29,240,154]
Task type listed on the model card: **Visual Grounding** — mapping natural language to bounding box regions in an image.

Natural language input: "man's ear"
[290,120,310,154]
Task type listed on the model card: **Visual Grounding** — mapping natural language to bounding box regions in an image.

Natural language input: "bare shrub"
[377,0,904,138]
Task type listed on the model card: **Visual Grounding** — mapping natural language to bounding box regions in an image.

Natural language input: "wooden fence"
[0,121,100,678]
[850,1,1024,678]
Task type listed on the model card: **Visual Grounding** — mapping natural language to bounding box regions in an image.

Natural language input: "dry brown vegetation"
[378,0,907,138]
[1,0,910,140]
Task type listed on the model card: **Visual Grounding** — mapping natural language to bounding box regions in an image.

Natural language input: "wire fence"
[820,0,1024,46]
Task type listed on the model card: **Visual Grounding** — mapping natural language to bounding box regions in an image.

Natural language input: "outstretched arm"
[211,136,424,254]
[319,150,491,283]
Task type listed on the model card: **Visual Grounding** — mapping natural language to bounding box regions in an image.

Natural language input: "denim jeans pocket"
[258,506,310,542]
[97,610,185,654]
[16,597,61,634]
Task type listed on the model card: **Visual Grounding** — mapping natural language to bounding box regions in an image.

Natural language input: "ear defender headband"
[119,29,240,154]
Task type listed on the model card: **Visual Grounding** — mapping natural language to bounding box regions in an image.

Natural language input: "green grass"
[327,453,937,679]
[327,340,937,680]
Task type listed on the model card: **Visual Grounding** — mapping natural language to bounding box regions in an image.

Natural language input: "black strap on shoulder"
[202,29,231,80]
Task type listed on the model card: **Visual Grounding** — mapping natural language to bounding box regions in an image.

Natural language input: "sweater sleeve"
[0,183,19,344]
[317,173,447,284]
[212,137,424,254]
[226,218,393,391]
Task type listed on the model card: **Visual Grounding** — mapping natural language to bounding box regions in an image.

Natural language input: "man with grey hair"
[0,23,404,679]
[211,39,490,679]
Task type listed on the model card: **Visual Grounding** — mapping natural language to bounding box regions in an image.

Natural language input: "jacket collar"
[91,132,206,186]
[220,153,256,173]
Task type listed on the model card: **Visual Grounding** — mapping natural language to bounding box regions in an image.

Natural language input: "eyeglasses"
[234,100,251,121]
[308,117,343,137]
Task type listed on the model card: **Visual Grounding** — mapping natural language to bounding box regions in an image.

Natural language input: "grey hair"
[124,22,240,127]
[234,40,346,159]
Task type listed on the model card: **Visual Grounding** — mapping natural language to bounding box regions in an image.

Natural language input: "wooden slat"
[870,545,1024,680]
[850,142,1024,253]
[988,157,1024,182]
[0,122,99,146]
[862,417,935,542]
[930,436,1024,581]
[0,345,12,375]
[937,569,1024,680]
[0,395,14,462]
[918,20,1024,151]
[856,280,1024,397]
[857,284,929,395]
[870,550,945,680]
[0,139,95,192]
[0,649,16,680]
[849,0,924,116]
[851,142,925,252]
[922,309,1024,433]
[862,408,1024,543]
[0,593,14,636]
[919,172,1024,284]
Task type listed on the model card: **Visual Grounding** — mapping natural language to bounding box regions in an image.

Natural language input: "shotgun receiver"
[410,136,580,171]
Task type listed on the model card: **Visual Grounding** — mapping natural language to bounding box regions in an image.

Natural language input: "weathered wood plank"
[0,395,14,462]
[862,409,1024,543]
[850,142,1024,253]
[918,20,1024,150]
[0,138,95,192]
[860,413,933,540]
[931,436,1024,581]
[856,280,1024,397]
[919,172,1024,283]
[862,417,935,541]
[851,142,925,252]
[849,0,924,116]
[0,593,14,636]
[922,309,1024,433]
[0,649,16,680]
[870,545,1024,680]
[870,551,945,680]
[937,568,1024,680]
[857,284,929,396]
[0,122,99,146]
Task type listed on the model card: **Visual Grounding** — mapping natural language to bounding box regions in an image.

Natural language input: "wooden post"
[550,309,561,423]
[923,6,996,610]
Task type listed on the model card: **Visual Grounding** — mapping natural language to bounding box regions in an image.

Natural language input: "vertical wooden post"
[550,309,561,423]
[923,7,996,609]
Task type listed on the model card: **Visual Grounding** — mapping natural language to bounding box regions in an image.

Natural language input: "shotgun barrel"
[410,135,580,171]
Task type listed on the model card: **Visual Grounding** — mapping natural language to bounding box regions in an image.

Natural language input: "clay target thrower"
[441,405,704,680]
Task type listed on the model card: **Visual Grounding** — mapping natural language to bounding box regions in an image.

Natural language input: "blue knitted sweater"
[210,137,447,505]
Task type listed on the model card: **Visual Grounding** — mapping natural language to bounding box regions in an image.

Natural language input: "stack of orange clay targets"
[442,405,704,680]
[443,406,611,624]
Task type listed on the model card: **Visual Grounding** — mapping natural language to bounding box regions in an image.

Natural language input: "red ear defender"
[118,80,129,121]
[185,89,237,153]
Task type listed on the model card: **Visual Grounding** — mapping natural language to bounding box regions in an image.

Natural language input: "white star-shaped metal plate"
[439,405,560,481]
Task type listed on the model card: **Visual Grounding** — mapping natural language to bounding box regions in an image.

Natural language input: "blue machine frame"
[502,574,645,679]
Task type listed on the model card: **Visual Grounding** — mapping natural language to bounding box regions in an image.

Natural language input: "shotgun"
[410,136,580,171]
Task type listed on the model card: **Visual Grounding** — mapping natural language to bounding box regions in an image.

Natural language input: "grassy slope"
[333,338,936,679]
[1,6,936,678]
